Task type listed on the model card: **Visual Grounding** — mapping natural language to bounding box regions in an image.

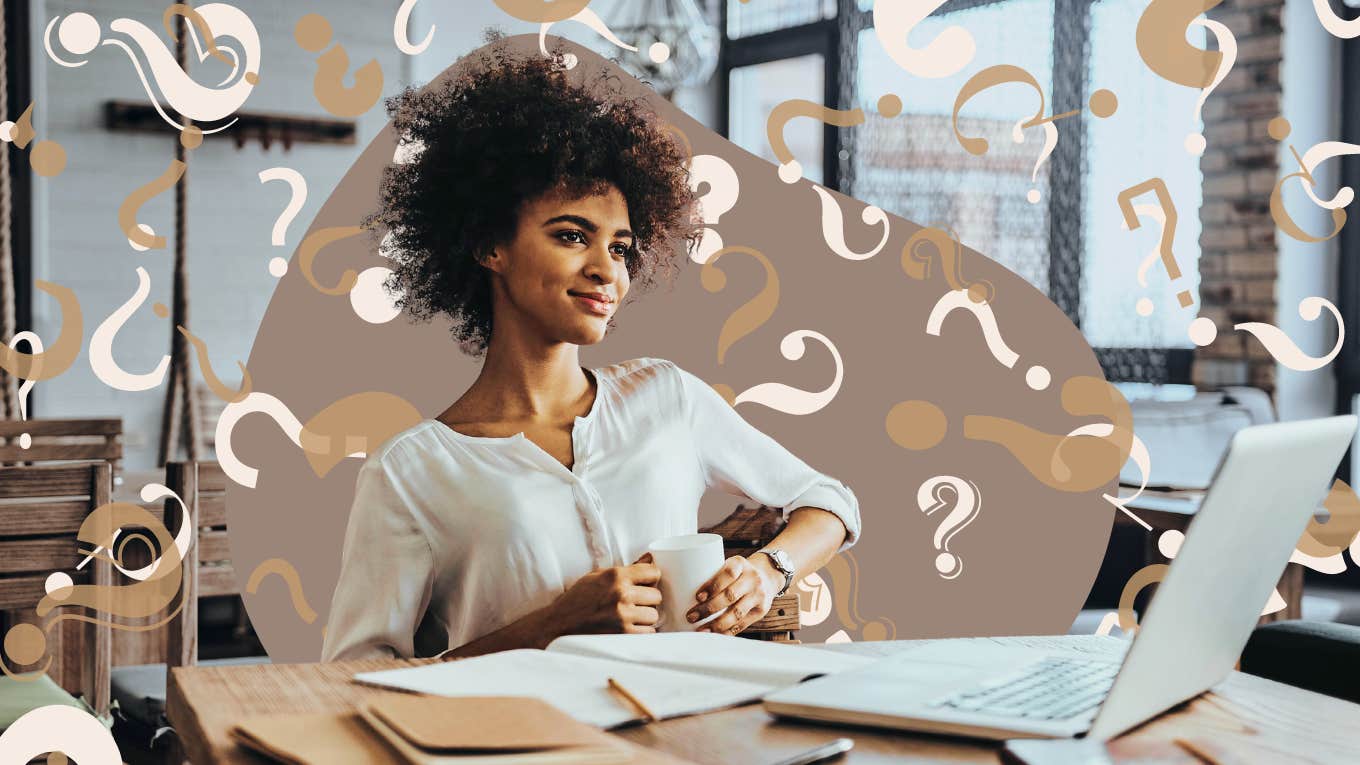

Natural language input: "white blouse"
[321,357,861,661]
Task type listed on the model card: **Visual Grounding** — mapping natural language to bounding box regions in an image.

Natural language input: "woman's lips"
[571,294,612,316]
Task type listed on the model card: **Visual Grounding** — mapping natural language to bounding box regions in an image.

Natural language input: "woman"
[321,39,860,662]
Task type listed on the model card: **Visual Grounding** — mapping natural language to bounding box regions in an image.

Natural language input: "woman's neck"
[457,332,592,423]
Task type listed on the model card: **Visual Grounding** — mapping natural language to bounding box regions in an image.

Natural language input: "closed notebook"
[359,696,632,764]
[230,711,400,765]
[230,697,631,765]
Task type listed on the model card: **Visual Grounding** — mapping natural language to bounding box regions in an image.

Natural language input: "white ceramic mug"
[647,533,726,632]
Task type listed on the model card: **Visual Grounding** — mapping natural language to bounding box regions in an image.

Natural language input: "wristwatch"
[756,549,795,597]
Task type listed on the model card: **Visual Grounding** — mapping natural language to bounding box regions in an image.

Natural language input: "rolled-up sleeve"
[321,457,435,661]
[671,361,861,550]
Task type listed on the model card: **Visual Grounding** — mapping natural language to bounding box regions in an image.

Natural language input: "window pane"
[726,0,836,39]
[1080,0,1204,348]
[729,54,827,185]
[850,0,1055,293]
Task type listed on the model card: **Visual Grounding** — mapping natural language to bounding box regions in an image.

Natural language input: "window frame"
[1332,0,1359,481]
[718,2,842,191]
[718,0,1196,384]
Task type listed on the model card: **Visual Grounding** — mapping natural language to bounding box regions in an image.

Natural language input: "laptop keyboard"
[926,656,1120,721]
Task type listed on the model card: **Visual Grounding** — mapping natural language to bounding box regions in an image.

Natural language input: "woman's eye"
[558,230,586,245]
[610,244,630,258]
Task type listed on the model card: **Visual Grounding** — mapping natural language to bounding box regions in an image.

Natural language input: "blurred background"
[0,1,1358,754]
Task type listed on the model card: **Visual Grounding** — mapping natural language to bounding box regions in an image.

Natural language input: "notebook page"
[546,633,874,687]
[353,649,770,728]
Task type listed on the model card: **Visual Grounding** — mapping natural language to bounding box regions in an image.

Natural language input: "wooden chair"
[0,417,123,485]
[163,460,256,666]
[0,462,113,717]
[701,503,801,642]
[110,460,264,764]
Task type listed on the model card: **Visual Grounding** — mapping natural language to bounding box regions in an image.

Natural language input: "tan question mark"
[295,14,383,118]
[118,125,205,251]
[766,100,867,184]
[1297,479,1360,558]
[214,390,424,488]
[887,376,1135,494]
[1116,178,1188,308]
[1268,117,1352,244]
[1135,0,1224,89]
[901,225,995,304]
[246,559,318,624]
[3,503,184,676]
[952,65,1116,157]
[700,246,780,405]
[1116,177,1222,352]
[0,102,66,177]
[0,281,82,383]
[297,224,368,296]
[820,551,896,642]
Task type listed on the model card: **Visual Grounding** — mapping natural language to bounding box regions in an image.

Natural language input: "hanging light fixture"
[610,0,720,99]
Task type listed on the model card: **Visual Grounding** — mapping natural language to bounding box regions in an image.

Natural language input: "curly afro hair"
[367,35,700,356]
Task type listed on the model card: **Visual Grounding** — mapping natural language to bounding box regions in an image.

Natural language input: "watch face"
[770,550,792,573]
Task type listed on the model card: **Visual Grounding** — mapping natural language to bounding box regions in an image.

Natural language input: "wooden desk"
[166,636,1360,764]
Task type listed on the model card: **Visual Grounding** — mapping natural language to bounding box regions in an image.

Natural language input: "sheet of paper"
[546,632,874,687]
[354,649,770,728]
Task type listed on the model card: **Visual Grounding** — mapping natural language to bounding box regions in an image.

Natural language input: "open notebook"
[354,633,872,729]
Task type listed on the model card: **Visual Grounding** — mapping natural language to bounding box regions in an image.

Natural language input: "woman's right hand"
[547,553,662,636]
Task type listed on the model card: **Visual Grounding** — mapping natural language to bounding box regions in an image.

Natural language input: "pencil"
[606,677,658,723]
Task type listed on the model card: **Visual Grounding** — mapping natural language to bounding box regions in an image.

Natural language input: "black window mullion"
[1048,0,1090,327]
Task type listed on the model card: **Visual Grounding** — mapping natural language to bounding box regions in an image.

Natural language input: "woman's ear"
[478,244,505,274]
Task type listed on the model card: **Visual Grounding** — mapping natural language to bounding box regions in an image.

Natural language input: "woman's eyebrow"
[543,214,634,240]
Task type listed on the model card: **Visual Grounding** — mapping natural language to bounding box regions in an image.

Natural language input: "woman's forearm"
[442,603,563,660]
[757,506,848,582]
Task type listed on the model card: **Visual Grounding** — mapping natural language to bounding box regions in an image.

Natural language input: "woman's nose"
[584,245,618,281]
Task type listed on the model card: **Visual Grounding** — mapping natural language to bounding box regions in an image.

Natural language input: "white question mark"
[730,329,844,415]
[1184,18,1236,156]
[1231,296,1344,372]
[917,476,981,579]
[538,7,641,70]
[7,331,43,448]
[1012,118,1057,204]
[1118,202,1166,317]
[394,0,434,55]
[0,705,122,765]
[873,0,975,79]
[812,186,890,261]
[794,572,834,627]
[45,5,262,133]
[925,289,1051,391]
[688,154,740,264]
[258,166,307,277]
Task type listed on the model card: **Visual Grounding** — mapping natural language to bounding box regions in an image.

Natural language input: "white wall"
[1275,0,1343,423]
[408,0,719,128]
[29,0,412,469]
[24,1,719,471]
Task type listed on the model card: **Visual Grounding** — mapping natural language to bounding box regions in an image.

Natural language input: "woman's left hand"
[687,555,782,635]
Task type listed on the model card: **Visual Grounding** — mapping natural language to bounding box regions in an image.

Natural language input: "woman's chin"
[558,323,608,347]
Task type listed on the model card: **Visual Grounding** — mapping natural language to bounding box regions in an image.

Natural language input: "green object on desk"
[0,672,104,732]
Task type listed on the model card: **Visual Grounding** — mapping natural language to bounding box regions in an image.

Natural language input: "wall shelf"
[103,100,357,150]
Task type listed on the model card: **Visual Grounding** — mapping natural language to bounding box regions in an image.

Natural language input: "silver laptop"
[763,415,1357,742]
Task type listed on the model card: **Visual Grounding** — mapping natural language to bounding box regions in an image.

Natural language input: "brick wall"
[1194,0,1285,392]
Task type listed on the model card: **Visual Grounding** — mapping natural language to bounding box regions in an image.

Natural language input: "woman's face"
[484,185,634,348]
